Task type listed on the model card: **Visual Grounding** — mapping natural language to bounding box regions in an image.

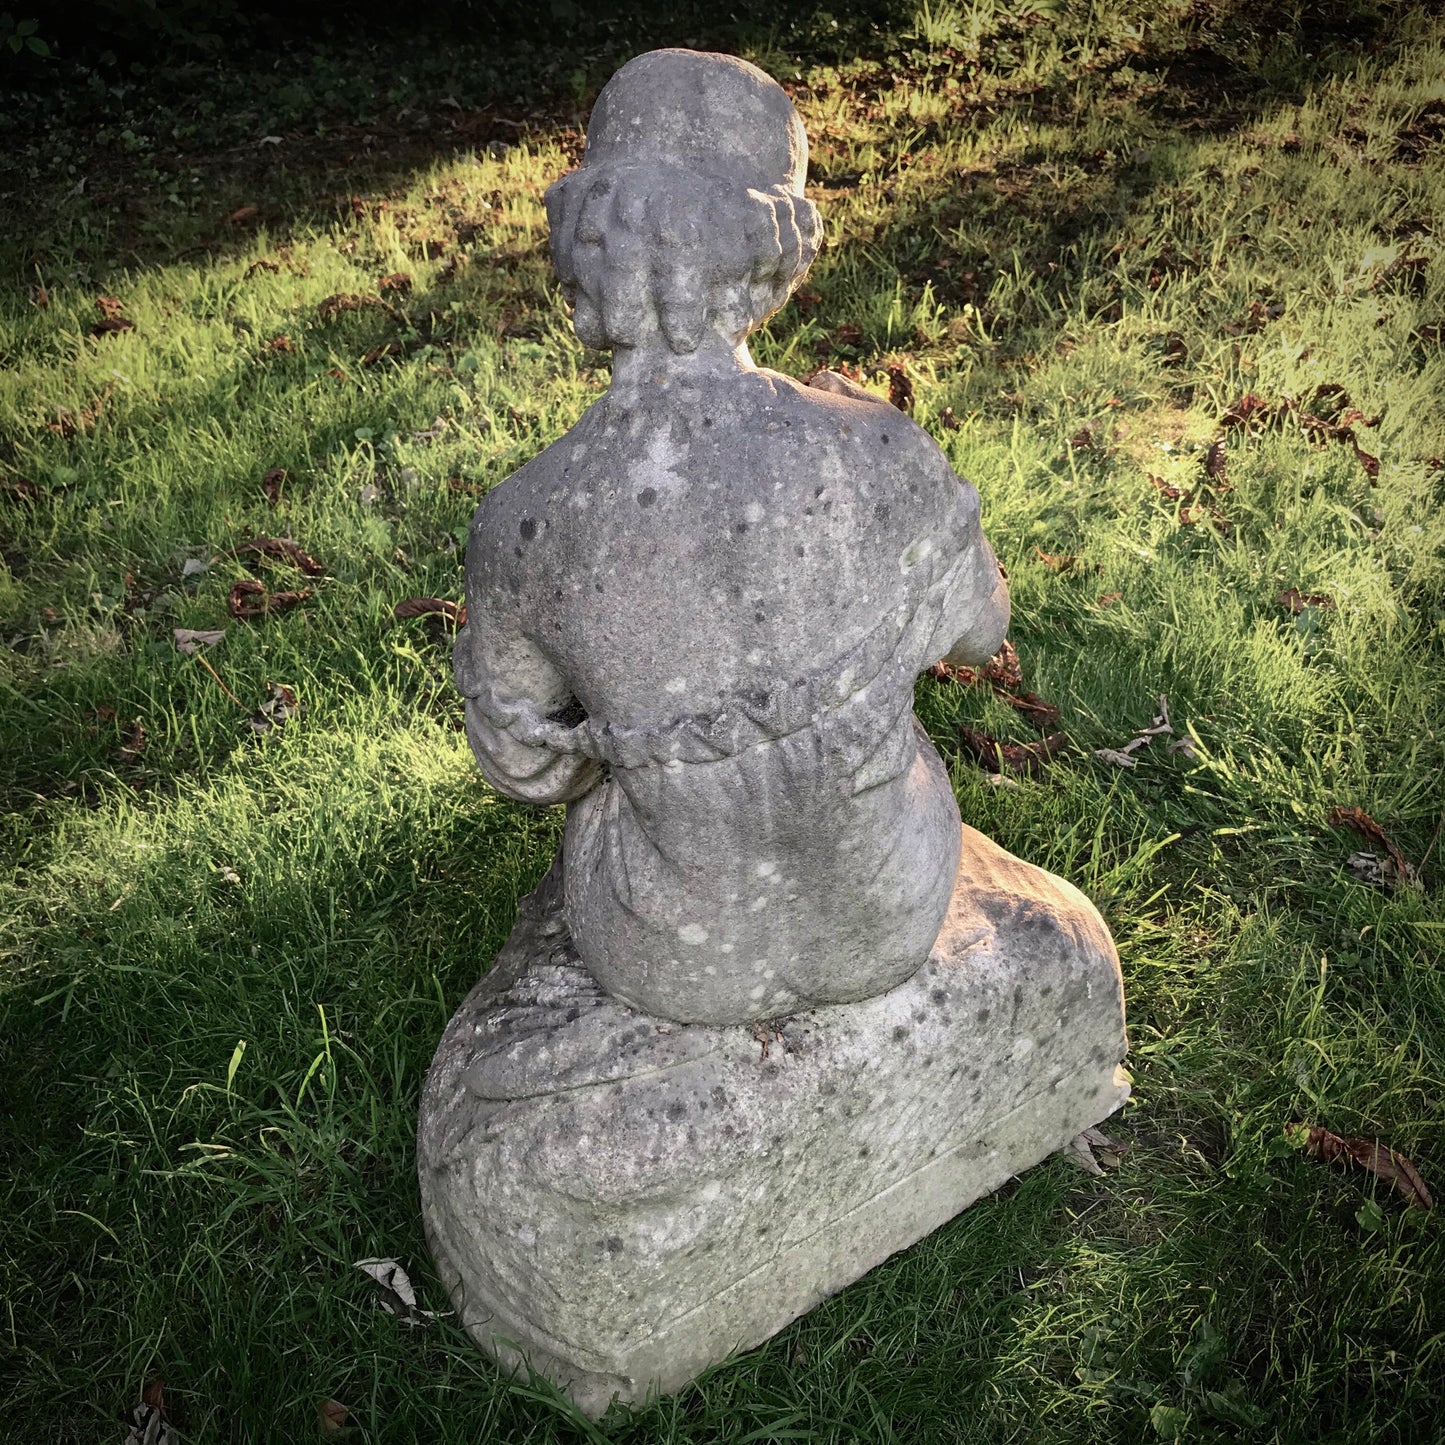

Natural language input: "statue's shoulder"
[756,367,961,478]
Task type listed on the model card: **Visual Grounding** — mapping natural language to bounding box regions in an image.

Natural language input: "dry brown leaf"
[1204,437,1228,481]
[264,333,294,353]
[981,639,1023,689]
[1098,591,1123,606]
[228,205,260,225]
[362,341,405,366]
[91,316,135,338]
[960,725,1068,777]
[250,682,300,734]
[260,467,288,505]
[317,292,362,320]
[1277,587,1335,614]
[3,478,44,504]
[173,628,226,654]
[228,579,312,618]
[317,1399,349,1437]
[378,271,413,294]
[96,295,126,320]
[1290,1123,1432,1210]
[886,364,915,413]
[234,537,325,576]
[1328,806,1415,886]
[118,720,147,764]
[1032,547,1077,573]
[393,597,467,626]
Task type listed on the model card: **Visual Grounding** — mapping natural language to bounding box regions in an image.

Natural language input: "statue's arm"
[453,610,603,807]
[930,469,1011,667]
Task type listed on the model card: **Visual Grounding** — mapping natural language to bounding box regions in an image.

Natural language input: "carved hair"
[545,162,821,353]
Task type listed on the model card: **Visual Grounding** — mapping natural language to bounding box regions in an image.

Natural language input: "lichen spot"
[900,537,932,574]
[678,923,709,946]
[749,983,767,1000]
[755,860,779,879]
[664,676,687,694]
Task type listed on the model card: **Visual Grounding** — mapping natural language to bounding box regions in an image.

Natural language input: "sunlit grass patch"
[2,2,1443,1441]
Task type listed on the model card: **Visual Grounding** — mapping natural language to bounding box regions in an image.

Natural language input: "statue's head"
[545,50,822,355]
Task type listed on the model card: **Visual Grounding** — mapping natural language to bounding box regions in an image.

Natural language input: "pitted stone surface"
[419,830,1128,1415]
[422,46,1127,1414]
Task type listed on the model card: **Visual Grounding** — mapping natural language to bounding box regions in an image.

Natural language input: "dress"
[453,366,1005,1024]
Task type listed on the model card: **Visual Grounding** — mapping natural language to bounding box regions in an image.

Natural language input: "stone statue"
[420,49,1127,1416]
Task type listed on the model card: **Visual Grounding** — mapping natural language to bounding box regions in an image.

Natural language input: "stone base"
[418,825,1129,1416]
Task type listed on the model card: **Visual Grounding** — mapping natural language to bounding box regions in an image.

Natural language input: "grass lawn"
[2,2,1443,1440]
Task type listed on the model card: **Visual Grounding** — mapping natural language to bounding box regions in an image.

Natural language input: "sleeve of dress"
[452,610,604,807]
[925,463,1011,668]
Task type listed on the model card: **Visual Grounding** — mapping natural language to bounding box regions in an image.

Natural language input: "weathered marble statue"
[420,49,1127,1415]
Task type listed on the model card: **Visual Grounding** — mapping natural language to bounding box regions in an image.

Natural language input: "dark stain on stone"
[666,1101,687,1121]
[931,988,948,1006]
[734,520,749,534]
[637,486,657,507]
[880,433,890,445]
[976,1006,991,1025]
[519,518,537,541]
[892,1025,909,1042]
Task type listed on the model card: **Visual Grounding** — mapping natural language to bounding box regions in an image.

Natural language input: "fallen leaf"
[886,364,915,412]
[378,271,413,294]
[1351,440,1381,481]
[1098,591,1123,606]
[362,341,405,366]
[233,537,325,576]
[959,725,1068,777]
[261,467,288,505]
[2,478,44,504]
[141,1378,165,1412]
[95,295,126,320]
[1220,392,1271,429]
[264,333,294,353]
[173,628,225,654]
[392,597,466,626]
[1065,1126,1127,1176]
[228,204,260,224]
[833,322,864,348]
[246,257,281,276]
[91,316,135,338]
[1001,690,1062,729]
[228,579,312,618]
[1328,805,1415,886]
[1094,738,1149,768]
[317,1399,349,1437]
[981,639,1023,689]
[249,682,300,734]
[1068,422,1102,452]
[118,720,147,764]
[317,292,362,320]
[1033,547,1077,573]
[1203,437,1228,481]
[122,1398,177,1445]
[1277,587,1335,613]
[1288,1123,1432,1210]
[354,1257,446,1325]
[1148,472,1185,501]
[30,285,49,309]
